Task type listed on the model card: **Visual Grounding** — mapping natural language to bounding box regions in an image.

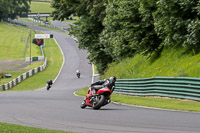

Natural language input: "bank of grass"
[0,22,43,85]
[0,23,41,60]
[30,2,54,13]
[102,48,200,79]
[0,122,75,133]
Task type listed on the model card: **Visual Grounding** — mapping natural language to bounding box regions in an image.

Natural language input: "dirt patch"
[0,60,30,71]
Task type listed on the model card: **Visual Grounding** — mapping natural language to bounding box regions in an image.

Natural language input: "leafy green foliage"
[101,0,161,62]
[51,0,80,21]
[52,0,200,74]
[0,0,31,20]
[153,0,199,47]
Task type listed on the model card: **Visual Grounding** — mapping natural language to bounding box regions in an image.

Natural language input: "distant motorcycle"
[80,86,113,110]
[46,84,52,90]
[46,79,53,90]
[76,72,80,78]
[76,70,81,78]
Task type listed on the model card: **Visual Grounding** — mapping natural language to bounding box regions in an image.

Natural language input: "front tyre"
[92,95,105,110]
[80,100,87,109]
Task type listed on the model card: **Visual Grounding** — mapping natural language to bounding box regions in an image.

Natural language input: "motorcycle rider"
[90,76,116,103]
[90,76,116,93]
[46,79,53,90]
[76,70,81,78]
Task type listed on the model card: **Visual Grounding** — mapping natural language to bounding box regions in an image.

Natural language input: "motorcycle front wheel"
[80,100,87,109]
[92,95,105,110]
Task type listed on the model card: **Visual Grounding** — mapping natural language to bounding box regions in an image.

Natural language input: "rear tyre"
[92,95,105,110]
[47,85,50,90]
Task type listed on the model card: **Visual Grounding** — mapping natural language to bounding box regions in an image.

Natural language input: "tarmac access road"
[0,21,200,133]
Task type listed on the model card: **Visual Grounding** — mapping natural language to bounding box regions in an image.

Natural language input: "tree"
[0,0,31,21]
[101,0,161,62]
[51,0,200,74]
[51,0,80,21]
[153,0,199,47]
[52,0,111,73]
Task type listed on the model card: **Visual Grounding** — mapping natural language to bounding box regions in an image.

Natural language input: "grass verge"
[30,2,54,13]
[75,87,200,112]
[0,22,41,60]
[0,22,43,85]
[6,38,63,91]
[101,47,200,79]
[0,122,76,133]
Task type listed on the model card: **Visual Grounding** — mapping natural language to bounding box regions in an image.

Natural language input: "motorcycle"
[80,86,113,110]
[76,72,81,78]
[46,84,52,90]
[46,80,53,91]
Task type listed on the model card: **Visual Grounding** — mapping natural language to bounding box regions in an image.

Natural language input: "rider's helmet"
[76,70,80,73]
[109,76,116,83]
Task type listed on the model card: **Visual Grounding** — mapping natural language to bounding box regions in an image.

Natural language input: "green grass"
[0,22,62,90]
[75,87,200,112]
[6,38,63,91]
[30,2,54,13]
[75,87,88,96]
[0,122,75,133]
[0,71,24,85]
[0,23,41,59]
[101,48,200,79]
[111,94,200,112]
[18,18,38,23]
[0,61,43,85]
[0,22,43,85]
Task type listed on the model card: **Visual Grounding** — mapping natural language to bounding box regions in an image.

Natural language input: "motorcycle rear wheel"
[92,95,105,110]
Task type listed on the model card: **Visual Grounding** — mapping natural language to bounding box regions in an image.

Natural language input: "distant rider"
[76,70,81,78]
[46,79,53,90]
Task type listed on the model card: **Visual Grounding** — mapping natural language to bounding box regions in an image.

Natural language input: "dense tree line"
[52,0,200,74]
[0,0,31,21]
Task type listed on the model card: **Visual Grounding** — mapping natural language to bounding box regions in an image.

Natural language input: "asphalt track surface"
[0,21,200,133]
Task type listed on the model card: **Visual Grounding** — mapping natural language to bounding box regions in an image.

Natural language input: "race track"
[0,21,200,133]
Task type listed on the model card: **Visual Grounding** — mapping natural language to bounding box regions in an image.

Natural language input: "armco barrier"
[114,77,200,101]
[0,57,47,91]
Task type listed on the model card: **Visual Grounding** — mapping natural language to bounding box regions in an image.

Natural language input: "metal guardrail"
[114,77,200,101]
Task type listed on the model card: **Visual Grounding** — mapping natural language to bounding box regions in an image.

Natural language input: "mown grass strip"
[75,87,200,112]
[30,2,54,13]
[0,23,41,60]
[0,122,77,133]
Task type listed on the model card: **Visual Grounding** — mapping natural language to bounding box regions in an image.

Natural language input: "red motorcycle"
[80,86,113,110]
